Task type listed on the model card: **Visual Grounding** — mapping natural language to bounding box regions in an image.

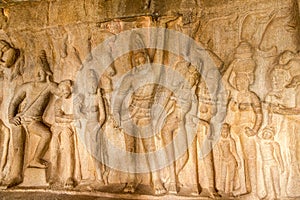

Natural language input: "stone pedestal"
[20,168,48,187]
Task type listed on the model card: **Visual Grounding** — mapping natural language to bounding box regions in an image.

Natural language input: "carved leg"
[161,125,178,194]
[61,128,75,188]
[263,164,273,200]
[123,134,138,193]
[27,122,51,168]
[49,130,60,184]
[142,137,166,195]
[4,125,25,187]
[271,165,280,199]
[225,160,236,196]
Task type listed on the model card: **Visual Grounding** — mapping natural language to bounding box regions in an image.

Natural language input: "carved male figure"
[259,127,284,200]
[49,80,76,188]
[6,51,59,187]
[114,50,166,195]
[217,123,241,197]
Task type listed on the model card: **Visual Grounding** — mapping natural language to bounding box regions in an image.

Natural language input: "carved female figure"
[83,69,106,185]
[217,123,241,197]
[223,62,263,195]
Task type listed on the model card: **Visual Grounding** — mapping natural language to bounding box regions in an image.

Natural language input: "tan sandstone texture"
[0,0,299,199]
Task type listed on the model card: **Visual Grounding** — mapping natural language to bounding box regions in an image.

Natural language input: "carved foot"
[28,159,48,169]
[218,190,234,197]
[152,180,167,195]
[64,177,75,189]
[3,176,23,188]
[199,188,215,198]
[103,171,109,185]
[168,182,178,194]
[123,182,136,193]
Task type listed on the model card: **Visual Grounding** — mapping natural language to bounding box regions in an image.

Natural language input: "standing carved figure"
[114,50,166,195]
[259,127,284,200]
[159,92,181,194]
[78,69,107,186]
[49,80,76,188]
[217,123,241,197]
[6,51,59,187]
[223,61,263,196]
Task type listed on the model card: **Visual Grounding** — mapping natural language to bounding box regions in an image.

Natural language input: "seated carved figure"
[5,51,59,187]
[49,80,76,188]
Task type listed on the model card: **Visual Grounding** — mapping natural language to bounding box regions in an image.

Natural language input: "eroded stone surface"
[0,0,299,199]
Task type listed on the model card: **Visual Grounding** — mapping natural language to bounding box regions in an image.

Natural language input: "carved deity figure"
[77,69,107,186]
[259,127,284,200]
[99,66,116,116]
[171,58,200,144]
[217,123,241,197]
[223,62,263,195]
[49,80,76,188]
[5,51,59,187]
[114,50,166,195]
[228,41,256,90]
[187,78,218,198]
[159,92,182,194]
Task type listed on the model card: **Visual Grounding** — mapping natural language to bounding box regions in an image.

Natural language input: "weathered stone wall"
[0,0,299,199]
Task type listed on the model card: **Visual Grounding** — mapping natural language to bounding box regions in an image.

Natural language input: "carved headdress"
[38,50,53,76]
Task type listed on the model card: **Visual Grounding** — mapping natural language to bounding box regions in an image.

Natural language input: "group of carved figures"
[0,33,298,200]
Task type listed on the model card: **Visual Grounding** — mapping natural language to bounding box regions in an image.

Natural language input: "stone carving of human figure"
[223,63,263,196]
[265,68,292,127]
[277,50,300,78]
[217,123,241,197]
[259,127,284,200]
[0,40,21,86]
[5,51,59,187]
[228,41,256,90]
[0,40,18,70]
[114,50,166,195]
[186,78,218,198]
[171,58,200,145]
[271,74,300,175]
[159,92,182,194]
[0,119,9,184]
[99,66,116,116]
[79,69,107,186]
[264,67,292,196]
[49,80,76,189]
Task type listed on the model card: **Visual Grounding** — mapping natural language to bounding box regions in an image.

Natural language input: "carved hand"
[9,116,22,126]
[114,113,121,127]
[245,127,256,137]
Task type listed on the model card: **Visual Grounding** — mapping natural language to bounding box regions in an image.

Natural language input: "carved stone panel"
[0,0,299,199]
